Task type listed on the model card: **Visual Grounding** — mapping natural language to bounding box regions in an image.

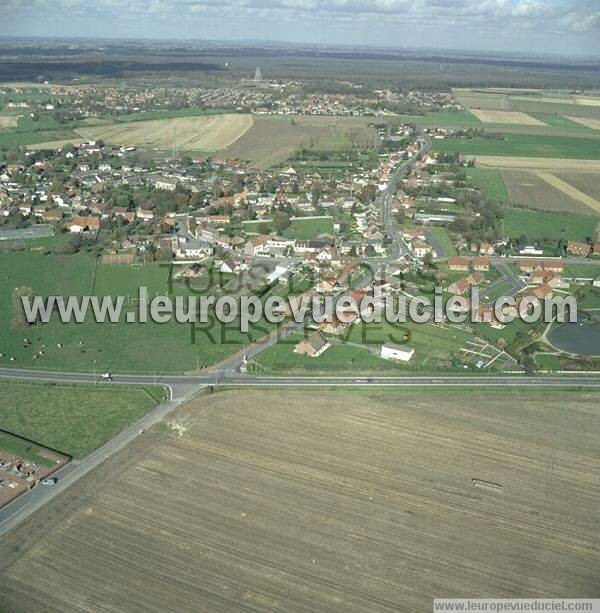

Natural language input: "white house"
[380,343,414,362]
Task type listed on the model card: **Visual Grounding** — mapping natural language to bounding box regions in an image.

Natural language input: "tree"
[272,211,291,235]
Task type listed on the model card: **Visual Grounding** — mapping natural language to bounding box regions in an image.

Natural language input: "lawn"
[0,380,163,458]
[427,226,457,256]
[466,167,509,201]
[432,134,600,160]
[502,208,596,242]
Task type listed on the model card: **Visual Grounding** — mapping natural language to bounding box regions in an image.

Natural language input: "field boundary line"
[537,172,600,214]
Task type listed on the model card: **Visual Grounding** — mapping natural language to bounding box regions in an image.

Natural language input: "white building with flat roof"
[380,343,414,362]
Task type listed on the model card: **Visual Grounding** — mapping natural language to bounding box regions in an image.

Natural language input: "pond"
[548,315,600,356]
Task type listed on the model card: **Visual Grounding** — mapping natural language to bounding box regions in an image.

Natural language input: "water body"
[548,315,600,356]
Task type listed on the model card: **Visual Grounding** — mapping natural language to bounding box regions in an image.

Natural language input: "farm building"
[380,343,414,362]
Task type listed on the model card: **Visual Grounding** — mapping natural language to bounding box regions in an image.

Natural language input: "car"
[41,477,57,485]
[101,372,113,381]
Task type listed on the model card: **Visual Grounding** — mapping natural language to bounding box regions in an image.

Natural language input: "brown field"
[75,114,254,151]
[503,170,597,214]
[1,388,599,612]
[472,156,600,171]
[0,115,18,129]
[537,173,600,214]
[222,115,379,168]
[453,91,512,111]
[469,110,546,126]
[554,171,600,203]
[565,116,600,130]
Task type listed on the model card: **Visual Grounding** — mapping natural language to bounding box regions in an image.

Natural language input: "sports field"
[75,114,253,151]
[469,110,546,125]
[1,388,599,610]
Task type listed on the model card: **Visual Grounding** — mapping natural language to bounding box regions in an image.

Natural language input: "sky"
[1,0,599,57]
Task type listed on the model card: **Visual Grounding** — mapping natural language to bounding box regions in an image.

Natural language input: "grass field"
[0,380,162,458]
[1,388,599,610]
[283,216,334,239]
[432,134,600,160]
[503,170,598,215]
[502,208,597,241]
[473,156,600,172]
[74,114,253,151]
[466,167,509,201]
[255,320,472,374]
[469,110,546,125]
[0,253,274,374]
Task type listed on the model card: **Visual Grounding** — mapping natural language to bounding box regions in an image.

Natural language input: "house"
[155,178,178,191]
[245,235,271,257]
[41,209,63,222]
[593,243,600,255]
[448,257,469,272]
[136,207,155,221]
[380,343,414,362]
[176,238,213,259]
[472,257,490,272]
[567,241,591,257]
[593,277,600,287]
[294,331,331,358]
[475,306,505,329]
[67,216,100,234]
[479,242,494,256]
[411,238,433,258]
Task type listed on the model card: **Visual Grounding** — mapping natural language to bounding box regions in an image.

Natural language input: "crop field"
[223,115,379,168]
[0,252,274,374]
[453,89,512,110]
[509,98,600,119]
[537,173,600,214]
[502,208,596,241]
[469,110,546,125]
[74,114,253,151]
[565,116,600,130]
[432,134,600,160]
[1,388,599,610]
[0,380,162,458]
[503,170,599,214]
[472,156,600,172]
[554,172,600,203]
[0,115,18,129]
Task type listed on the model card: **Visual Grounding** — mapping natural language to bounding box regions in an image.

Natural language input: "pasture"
[0,380,162,458]
[1,388,599,610]
[466,167,509,201]
[469,110,546,125]
[502,208,596,241]
[75,114,254,151]
[503,170,599,215]
[0,253,274,375]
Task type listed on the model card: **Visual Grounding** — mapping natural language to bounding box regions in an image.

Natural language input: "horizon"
[1,0,599,59]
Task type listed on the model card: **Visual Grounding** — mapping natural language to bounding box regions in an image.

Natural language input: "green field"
[433,134,600,160]
[427,226,457,256]
[283,217,334,239]
[502,208,596,241]
[254,320,473,374]
[0,252,275,374]
[466,167,509,201]
[0,380,162,458]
